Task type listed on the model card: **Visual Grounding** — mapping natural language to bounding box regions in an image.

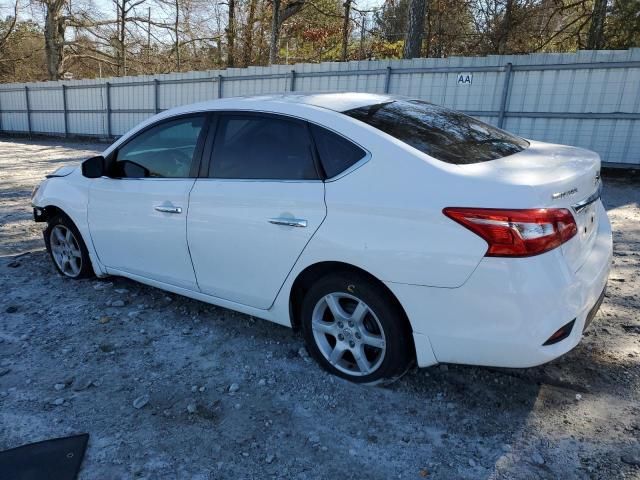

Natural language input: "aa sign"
[457,73,473,85]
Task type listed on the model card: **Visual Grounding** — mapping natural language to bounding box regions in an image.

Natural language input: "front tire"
[301,272,413,384]
[44,214,94,279]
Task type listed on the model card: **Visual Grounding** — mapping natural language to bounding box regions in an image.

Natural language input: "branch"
[0,0,19,50]
[279,0,306,26]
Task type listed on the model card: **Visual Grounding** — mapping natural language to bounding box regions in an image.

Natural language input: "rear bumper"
[387,201,613,368]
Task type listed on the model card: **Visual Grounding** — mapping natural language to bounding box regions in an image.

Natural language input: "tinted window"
[310,125,366,178]
[115,115,205,177]
[210,115,318,180]
[343,100,528,165]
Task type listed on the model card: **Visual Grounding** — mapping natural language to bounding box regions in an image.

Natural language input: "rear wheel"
[301,272,412,384]
[44,215,94,279]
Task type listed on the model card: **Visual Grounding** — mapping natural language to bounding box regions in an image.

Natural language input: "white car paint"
[188,179,327,309]
[88,177,199,290]
[32,92,612,370]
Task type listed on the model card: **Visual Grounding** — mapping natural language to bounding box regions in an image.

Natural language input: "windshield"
[342,99,529,165]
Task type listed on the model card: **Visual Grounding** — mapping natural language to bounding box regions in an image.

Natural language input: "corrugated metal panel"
[0,50,639,166]
[68,113,105,136]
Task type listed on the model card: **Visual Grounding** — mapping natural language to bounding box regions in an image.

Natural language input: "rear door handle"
[268,218,307,228]
[155,206,182,214]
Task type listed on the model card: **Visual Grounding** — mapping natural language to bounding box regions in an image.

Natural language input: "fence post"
[498,62,513,129]
[290,69,296,92]
[62,85,69,137]
[384,66,392,94]
[25,86,32,136]
[0,89,3,133]
[217,75,223,98]
[105,82,112,138]
[154,79,160,114]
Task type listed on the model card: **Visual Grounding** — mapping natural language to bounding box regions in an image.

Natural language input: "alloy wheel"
[311,292,386,376]
[50,225,83,278]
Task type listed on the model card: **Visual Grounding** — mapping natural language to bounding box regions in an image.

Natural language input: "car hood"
[46,165,77,178]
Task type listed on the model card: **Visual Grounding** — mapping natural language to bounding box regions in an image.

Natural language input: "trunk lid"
[461,140,602,272]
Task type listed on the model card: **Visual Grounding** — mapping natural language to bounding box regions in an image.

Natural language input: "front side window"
[310,124,366,178]
[209,114,318,180]
[114,115,205,178]
[343,100,529,165]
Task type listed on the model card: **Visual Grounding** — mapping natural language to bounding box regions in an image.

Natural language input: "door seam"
[185,178,201,292]
[265,182,329,311]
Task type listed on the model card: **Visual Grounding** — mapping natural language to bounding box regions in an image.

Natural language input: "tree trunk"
[43,0,66,80]
[268,0,305,65]
[403,0,426,59]
[243,0,257,66]
[497,0,513,54]
[174,0,181,70]
[256,0,267,64]
[341,0,351,61]
[424,0,431,57]
[227,0,236,67]
[115,0,127,76]
[358,12,365,59]
[587,0,607,49]
[269,0,281,64]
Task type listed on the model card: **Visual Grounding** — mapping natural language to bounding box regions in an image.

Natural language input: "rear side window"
[310,125,366,178]
[343,100,528,165]
[115,115,205,178]
[209,114,318,180]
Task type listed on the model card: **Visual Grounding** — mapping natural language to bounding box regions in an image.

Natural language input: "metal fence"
[1,48,639,167]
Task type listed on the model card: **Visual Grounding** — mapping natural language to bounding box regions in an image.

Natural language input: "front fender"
[32,171,107,276]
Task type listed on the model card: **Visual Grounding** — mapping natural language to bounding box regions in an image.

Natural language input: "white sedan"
[31,92,612,383]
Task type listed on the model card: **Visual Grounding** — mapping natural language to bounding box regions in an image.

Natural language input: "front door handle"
[268,218,307,228]
[155,206,182,214]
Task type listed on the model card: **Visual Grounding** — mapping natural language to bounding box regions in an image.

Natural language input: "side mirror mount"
[120,160,150,178]
[81,155,106,178]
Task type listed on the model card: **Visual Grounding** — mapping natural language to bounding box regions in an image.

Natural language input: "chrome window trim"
[323,151,372,183]
[192,178,324,184]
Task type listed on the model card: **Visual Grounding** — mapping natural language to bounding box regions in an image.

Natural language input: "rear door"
[88,114,208,290]
[187,112,326,309]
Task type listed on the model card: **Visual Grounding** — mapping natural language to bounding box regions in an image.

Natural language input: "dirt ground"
[1,137,639,480]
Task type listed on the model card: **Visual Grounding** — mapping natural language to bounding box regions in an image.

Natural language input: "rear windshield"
[343,99,529,165]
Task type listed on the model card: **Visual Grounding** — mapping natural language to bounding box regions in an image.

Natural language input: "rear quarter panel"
[286,113,490,288]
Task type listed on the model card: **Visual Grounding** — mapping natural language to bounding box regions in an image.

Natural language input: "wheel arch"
[35,204,65,223]
[288,261,416,358]
[39,203,107,277]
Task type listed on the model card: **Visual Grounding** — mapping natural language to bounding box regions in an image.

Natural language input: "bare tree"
[112,0,146,75]
[39,0,67,79]
[587,0,607,49]
[173,0,181,69]
[269,0,305,65]
[340,0,351,61]
[242,0,258,66]
[0,0,19,52]
[403,0,426,58]
[496,0,514,54]
[227,0,236,67]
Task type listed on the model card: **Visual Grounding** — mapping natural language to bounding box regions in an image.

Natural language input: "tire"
[44,214,94,279]
[301,271,413,384]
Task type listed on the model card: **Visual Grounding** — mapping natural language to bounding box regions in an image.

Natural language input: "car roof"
[104,92,396,156]
[163,92,395,117]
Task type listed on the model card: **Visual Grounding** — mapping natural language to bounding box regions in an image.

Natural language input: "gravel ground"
[1,137,639,480]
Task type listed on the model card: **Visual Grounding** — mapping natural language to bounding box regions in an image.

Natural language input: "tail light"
[443,207,577,257]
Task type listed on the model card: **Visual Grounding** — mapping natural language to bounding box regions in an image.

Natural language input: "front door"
[88,114,208,290]
[188,112,327,309]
